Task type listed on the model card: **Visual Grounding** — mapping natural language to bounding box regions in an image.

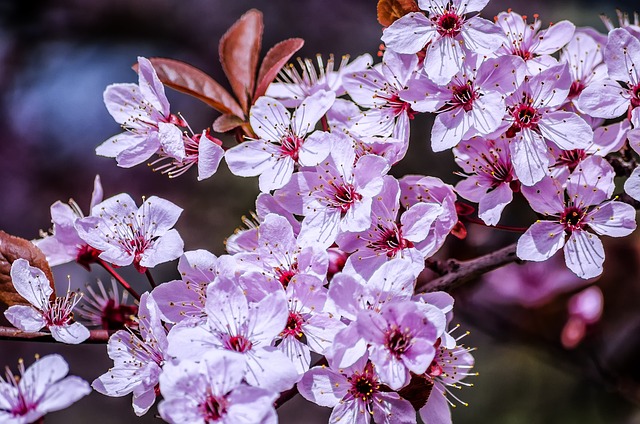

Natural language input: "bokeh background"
[1,0,640,422]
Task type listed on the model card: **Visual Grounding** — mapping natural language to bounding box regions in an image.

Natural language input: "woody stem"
[97,259,141,301]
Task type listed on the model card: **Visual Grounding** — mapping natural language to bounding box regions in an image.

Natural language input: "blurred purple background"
[1,0,640,422]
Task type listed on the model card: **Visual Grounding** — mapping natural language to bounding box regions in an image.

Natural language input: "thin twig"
[0,326,111,343]
[145,269,157,289]
[416,243,520,293]
[97,259,141,301]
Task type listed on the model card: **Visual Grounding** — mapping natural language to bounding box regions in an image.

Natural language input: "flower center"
[514,104,538,127]
[225,335,253,353]
[274,262,298,288]
[368,224,413,257]
[555,149,586,172]
[450,83,478,112]
[101,299,138,331]
[568,80,585,99]
[280,133,304,161]
[436,11,463,37]
[329,182,362,214]
[385,326,412,358]
[281,312,304,339]
[560,206,586,232]
[201,391,228,421]
[43,292,81,327]
[347,363,379,402]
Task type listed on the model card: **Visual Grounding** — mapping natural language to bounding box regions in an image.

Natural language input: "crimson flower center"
[568,80,585,99]
[369,225,413,258]
[451,83,478,112]
[385,326,412,358]
[225,335,253,353]
[513,103,540,129]
[329,182,362,213]
[280,134,304,161]
[560,206,586,232]
[347,364,380,402]
[201,391,228,421]
[274,263,298,288]
[436,11,463,37]
[555,149,586,172]
[281,312,304,338]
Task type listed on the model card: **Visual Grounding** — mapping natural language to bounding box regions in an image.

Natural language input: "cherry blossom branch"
[321,115,329,132]
[97,259,141,301]
[0,326,111,343]
[145,269,157,289]
[417,243,520,293]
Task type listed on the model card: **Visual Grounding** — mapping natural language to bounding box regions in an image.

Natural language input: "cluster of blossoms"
[4,0,640,423]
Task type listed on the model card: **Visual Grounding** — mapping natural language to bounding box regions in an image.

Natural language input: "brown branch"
[416,243,519,293]
[0,326,112,343]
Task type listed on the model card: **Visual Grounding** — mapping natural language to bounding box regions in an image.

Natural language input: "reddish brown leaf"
[219,9,263,114]
[0,231,54,309]
[397,373,434,410]
[254,38,305,100]
[134,58,244,119]
[213,113,245,133]
[377,0,420,27]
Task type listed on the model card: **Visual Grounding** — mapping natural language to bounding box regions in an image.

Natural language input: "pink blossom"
[336,176,433,279]
[297,356,416,424]
[35,175,103,269]
[578,28,640,119]
[503,64,593,186]
[233,213,328,287]
[78,278,137,330]
[381,0,504,84]
[402,54,526,151]
[166,277,298,392]
[149,129,225,180]
[454,136,517,225]
[561,286,604,349]
[0,355,91,424]
[560,32,607,104]
[344,50,418,143]
[151,249,220,323]
[275,137,388,249]
[399,176,459,258]
[274,276,345,373]
[495,11,575,74]
[357,300,442,389]
[420,342,475,424]
[517,157,637,278]
[225,91,336,192]
[4,259,89,344]
[93,293,168,415]
[326,258,419,368]
[476,256,590,308]
[76,193,184,272]
[266,53,372,107]
[158,351,278,424]
[97,56,183,167]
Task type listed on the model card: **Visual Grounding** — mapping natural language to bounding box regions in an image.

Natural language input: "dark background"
[1,0,640,423]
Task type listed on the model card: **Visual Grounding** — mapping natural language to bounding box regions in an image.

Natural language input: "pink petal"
[4,305,45,332]
[517,221,565,261]
[381,13,436,54]
[563,230,604,279]
[586,201,637,237]
[9,259,52,310]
